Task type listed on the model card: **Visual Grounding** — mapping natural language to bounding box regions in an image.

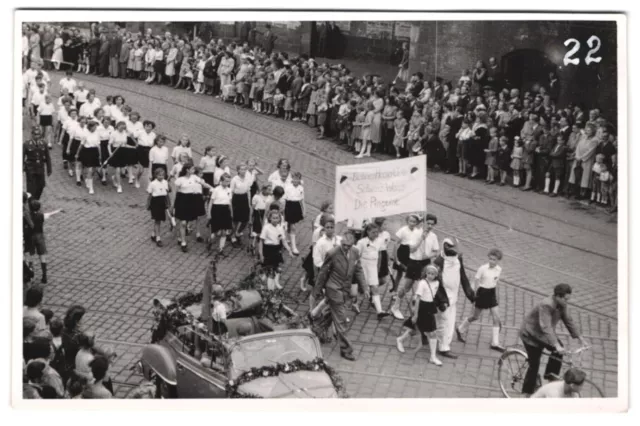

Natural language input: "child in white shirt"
[146,167,171,247]
[457,248,504,352]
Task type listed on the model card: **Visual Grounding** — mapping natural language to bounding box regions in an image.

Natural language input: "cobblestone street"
[28,71,618,399]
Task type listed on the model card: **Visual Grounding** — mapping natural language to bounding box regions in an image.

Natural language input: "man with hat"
[432,238,475,359]
[23,127,52,200]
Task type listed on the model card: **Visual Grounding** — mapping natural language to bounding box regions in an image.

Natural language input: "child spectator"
[510,136,524,187]
[273,88,285,117]
[599,163,612,206]
[591,153,605,204]
[545,135,568,197]
[284,90,294,120]
[484,127,499,184]
[496,136,511,186]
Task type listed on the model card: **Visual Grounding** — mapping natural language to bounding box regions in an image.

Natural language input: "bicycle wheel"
[577,379,606,398]
[498,348,530,398]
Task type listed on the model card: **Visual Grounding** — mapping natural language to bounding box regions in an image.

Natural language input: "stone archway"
[501,48,557,93]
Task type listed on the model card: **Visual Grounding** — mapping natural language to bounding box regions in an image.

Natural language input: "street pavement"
[25,71,618,398]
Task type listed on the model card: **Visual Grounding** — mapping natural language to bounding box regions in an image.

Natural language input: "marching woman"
[75,120,101,195]
[125,111,144,186]
[111,95,126,126]
[396,264,449,366]
[250,184,273,255]
[391,214,423,299]
[283,171,305,256]
[37,94,55,149]
[146,167,171,247]
[59,108,78,173]
[171,134,192,163]
[208,173,233,256]
[259,209,294,290]
[79,90,101,120]
[213,155,231,187]
[230,163,252,245]
[198,146,217,197]
[67,115,88,185]
[268,159,293,189]
[135,120,157,186]
[174,161,213,253]
[355,223,391,320]
[107,121,129,193]
[149,134,170,182]
[55,96,72,145]
[97,116,114,186]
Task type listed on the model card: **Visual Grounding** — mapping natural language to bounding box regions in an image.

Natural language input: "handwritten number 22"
[563,36,602,66]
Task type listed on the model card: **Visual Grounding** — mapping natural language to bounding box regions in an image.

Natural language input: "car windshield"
[229,334,320,378]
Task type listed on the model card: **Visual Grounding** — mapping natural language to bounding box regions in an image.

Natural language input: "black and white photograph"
[12,7,628,411]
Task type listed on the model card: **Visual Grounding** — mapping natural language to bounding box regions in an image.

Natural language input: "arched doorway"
[501,49,557,93]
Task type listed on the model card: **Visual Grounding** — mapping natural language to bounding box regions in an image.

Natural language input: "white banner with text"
[334,156,427,223]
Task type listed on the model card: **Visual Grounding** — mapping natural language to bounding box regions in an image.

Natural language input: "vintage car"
[130,277,342,398]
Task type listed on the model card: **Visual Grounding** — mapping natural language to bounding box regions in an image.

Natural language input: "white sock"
[372,294,383,313]
[544,177,550,192]
[289,234,297,252]
[429,338,440,362]
[553,180,561,194]
[492,326,500,346]
[219,236,226,251]
[459,318,469,333]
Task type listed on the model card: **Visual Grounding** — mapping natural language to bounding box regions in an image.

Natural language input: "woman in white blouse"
[174,160,213,253]
[135,120,157,187]
[107,121,129,193]
[208,172,233,256]
[97,116,114,185]
[75,121,101,195]
[59,108,78,172]
[230,163,252,245]
[67,115,88,185]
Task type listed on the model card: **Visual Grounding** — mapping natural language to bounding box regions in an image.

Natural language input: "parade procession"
[18,14,622,402]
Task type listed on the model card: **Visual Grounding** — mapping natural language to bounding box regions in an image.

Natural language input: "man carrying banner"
[390,213,439,320]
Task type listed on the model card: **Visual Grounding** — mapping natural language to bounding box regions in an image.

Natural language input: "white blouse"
[260,223,286,246]
[147,179,169,197]
[172,145,192,161]
[175,175,204,194]
[80,99,102,118]
[230,174,252,194]
[82,131,101,148]
[376,231,391,251]
[59,77,77,94]
[149,146,169,165]
[211,185,232,205]
[199,156,217,174]
[137,130,156,148]
[284,183,304,202]
[395,226,422,246]
[98,124,114,141]
[415,279,440,302]
[252,193,272,211]
[71,126,88,141]
[268,171,292,189]
[37,102,55,116]
[74,89,89,103]
[313,235,342,268]
[109,130,129,148]
[126,120,144,137]
[355,237,381,261]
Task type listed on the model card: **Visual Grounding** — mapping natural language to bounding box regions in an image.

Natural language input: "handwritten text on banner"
[334,156,427,222]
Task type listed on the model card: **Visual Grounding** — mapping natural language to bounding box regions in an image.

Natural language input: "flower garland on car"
[225,358,348,398]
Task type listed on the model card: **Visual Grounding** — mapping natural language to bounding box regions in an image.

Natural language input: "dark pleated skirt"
[210,204,233,232]
[231,193,250,223]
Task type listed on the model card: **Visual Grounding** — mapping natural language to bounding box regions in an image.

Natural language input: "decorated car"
[128,261,347,399]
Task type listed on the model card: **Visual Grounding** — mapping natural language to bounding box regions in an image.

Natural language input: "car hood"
[237,371,338,398]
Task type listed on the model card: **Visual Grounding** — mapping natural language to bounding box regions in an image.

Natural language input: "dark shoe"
[63,162,68,170]
[156,240,164,247]
[490,344,506,353]
[455,327,466,343]
[196,236,204,243]
[151,235,157,242]
[377,312,391,320]
[76,181,81,186]
[438,350,458,359]
[40,275,48,284]
[101,179,107,186]
[181,244,188,253]
[341,352,356,361]
[550,193,557,197]
[522,187,531,191]
[499,182,505,186]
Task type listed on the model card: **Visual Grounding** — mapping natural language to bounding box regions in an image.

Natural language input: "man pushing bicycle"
[519,283,588,396]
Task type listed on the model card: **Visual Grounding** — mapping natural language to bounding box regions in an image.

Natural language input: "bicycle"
[497,345,605,398]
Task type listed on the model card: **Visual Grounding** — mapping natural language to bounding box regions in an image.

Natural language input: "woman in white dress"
[195,54,206,95]
[51,33,64,70]
[165,42,178,79]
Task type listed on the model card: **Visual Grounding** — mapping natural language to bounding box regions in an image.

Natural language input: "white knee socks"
[544,177,551,193]
[372,294,383,314]
[492,326,501,346]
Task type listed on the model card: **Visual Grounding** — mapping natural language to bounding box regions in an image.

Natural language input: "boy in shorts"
[28,200,62,284]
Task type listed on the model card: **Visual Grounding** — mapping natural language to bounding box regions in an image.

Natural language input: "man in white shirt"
[390,214,439,320]
[530,368,586,398]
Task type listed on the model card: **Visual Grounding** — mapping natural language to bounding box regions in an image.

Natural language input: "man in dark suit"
[108,27,122,78]
[98,33,110,77]
[433,77,444,101]
[313,231,369,361]
[548,71,560,103]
